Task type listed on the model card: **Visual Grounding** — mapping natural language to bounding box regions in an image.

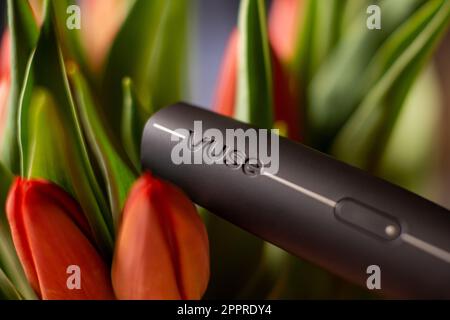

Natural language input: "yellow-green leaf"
[68,65,137,230]
[121,78,149,171]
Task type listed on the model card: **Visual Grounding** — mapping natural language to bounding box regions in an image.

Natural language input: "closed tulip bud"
[6,178,115,300]
[112,173,210,300]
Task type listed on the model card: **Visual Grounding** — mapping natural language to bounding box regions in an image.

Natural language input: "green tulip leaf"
[236,0,273,129]
[52,0,90,78]
[68,65,137,230]
[203,211,267,299]
[273,256,374,299]
[332,0,450,170]
[0,268,22,300]
[101,0,189,135]
[18,3,114,255]
[292,0,348,86]
[237,243,290,299]
[121,78,150,171]
[377,66,441,194]
[1,0,39,173]
[308,0,426,149]
[23,87,113,255]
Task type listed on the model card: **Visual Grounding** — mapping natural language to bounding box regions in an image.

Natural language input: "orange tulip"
[6,178,115,300]
[0,30,11,146]
[269,0,304,62]
[80,0,129,70]
[213,29,301,140]
[112,173,210,300]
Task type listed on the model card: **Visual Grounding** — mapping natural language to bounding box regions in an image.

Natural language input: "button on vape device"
[141,102,450,299]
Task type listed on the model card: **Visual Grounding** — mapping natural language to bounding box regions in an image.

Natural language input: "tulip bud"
[112,173,210,300]
[6,178,115,300]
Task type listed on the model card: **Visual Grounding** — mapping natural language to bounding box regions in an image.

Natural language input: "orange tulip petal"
[158,181,210,299]
[213,29,238,117]
[0,30,10,78]
[6,178,115,300]
[269,0,303,62]
[6,179,39,293]
[112,173,210,300]
[80,0,129,70]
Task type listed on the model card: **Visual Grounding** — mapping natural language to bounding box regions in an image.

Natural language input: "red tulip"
[112,173,210,300]
[269,0,304,62]
[6,178,115,300]
[213,29,301,140]
[0,30,11,146]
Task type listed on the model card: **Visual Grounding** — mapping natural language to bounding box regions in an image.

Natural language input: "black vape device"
[141,102,450,299]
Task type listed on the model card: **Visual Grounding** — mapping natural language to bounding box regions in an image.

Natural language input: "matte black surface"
[141,102,450,299]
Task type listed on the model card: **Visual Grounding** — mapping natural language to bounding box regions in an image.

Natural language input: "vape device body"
[141,102,450,298]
